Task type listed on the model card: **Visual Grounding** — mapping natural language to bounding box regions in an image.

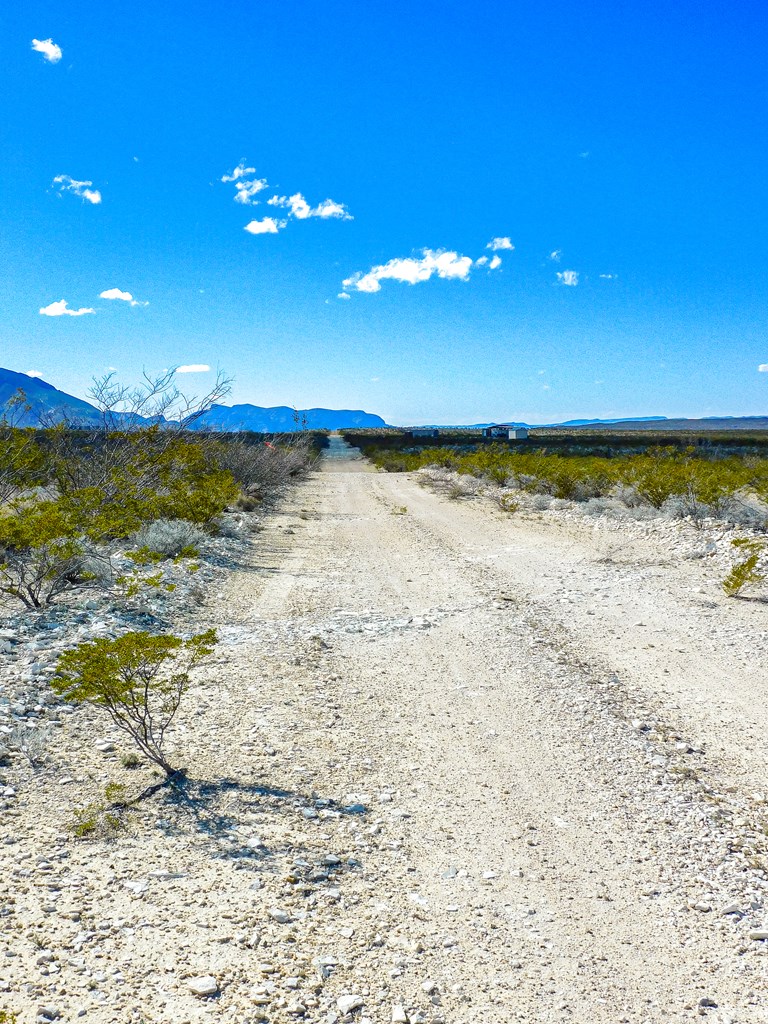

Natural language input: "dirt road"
[210,439,768,1021]
[4,438,768,1023]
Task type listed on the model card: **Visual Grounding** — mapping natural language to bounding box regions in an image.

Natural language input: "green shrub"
[722,538,766,597]
[0,500,111,609]
[70,783,128,839]
[53,630,217,776]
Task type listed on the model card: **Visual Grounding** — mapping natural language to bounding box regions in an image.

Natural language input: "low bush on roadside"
[53,629,217,777]
[132,519,207,559]
[722,538,767,597]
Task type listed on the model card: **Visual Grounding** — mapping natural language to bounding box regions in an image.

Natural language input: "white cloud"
[599,273,617,280]
[337,292,351,300]
[343,249,474,294]
[549,250,562,262]
[487,237,514,251]
[39,299,95,317]
[759,365,768,373]
[100,288,133,301]
[475,256,488,266]
[244,217,285,235]
[556,270,579,286]
[99,288,148,307]
[24,370,44,378]
[269,192,352,221]
[31,38,62,63]
[53,174,102,204]
[314,198,352,219]
[176,364,210,374]
[221,162,256,182]
[489,255,502,270]
[234,178,269,205]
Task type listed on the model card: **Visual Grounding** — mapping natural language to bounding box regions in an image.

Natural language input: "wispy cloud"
[221,163,353,235]
[337,292,351,300]
[759,365,768,373]
[53,175,102,204]
[556,270,579,286]
[487,236,514,251]
[24,370,44,379]
[549,250,562,262]
[244,217,285,235]
[176,364,211,374]
[599,273,617,280]
[40,299,95,317]
[221,162,256,182]
[99,288,148,307]
[31,38,62,63]
[343,250,475,294]
[268,192,352,220]
[234,178,269,205]
[476,254,503,269]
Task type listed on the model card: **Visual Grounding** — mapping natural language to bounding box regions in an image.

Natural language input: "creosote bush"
[53,629,217,776]
[722,538,767,597]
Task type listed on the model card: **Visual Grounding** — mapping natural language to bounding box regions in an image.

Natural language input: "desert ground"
[2,436,768,1023]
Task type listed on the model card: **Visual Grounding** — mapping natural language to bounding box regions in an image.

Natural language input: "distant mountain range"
[2,368,766,433]
[417,415,768,431]
[0,368,387,431]
[0,368,105,426]
[191,403,387,432]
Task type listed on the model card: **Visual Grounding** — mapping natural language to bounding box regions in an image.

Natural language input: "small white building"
[482,424,529,440]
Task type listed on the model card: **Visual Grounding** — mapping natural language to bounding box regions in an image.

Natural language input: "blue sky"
[2,1,767,424]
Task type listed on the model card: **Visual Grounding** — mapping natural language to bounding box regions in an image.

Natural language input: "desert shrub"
[495,492,519,514]
[716,497,768,531]
[0,722,52,766]
[132,519,207,559]
[209,433,315,497]
[0,500,112,609]
[53,630,217,776]
[70,783,129,839]
[0,426,45,503]
[446,478,477,499]
[236,494,261,511]
[529,494,554,510]
[722,538,767,597]
[611,482,646,507]
[213,514,248,539]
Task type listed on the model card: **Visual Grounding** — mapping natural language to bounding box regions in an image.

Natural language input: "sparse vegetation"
[0,374,318,613]
[357,436,768,529]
